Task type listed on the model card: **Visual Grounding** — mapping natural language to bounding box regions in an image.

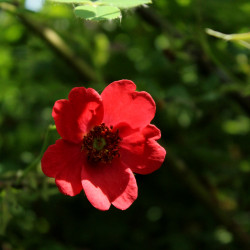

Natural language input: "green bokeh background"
[1,0,250,249]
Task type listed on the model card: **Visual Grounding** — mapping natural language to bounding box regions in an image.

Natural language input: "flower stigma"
[82,123,122,164]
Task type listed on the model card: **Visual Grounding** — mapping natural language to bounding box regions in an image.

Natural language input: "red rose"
[41,80,166,210]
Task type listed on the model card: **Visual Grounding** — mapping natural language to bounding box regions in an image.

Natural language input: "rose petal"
[120,124,166,175]
[81,158,138,211]
[101,80,156,129]
[53,87,103,143]
[41,139,83,196]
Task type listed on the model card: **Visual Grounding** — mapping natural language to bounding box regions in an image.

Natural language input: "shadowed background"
[1,0,250,249]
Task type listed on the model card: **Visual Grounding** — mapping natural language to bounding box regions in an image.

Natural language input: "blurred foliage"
[0,0,250,249]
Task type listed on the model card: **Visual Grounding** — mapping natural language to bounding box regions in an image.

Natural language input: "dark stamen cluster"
[82,123,122,164]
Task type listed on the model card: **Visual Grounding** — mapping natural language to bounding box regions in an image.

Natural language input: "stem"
[206,28,250,49]
[206,28,250,41]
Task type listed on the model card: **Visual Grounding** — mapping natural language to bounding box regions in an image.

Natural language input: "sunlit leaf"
[98,0,152,9]
[74,5,121,21]
[48,0,152,8]
[49,0,91,3]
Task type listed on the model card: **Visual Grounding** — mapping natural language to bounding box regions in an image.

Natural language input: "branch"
[0,2,100,83]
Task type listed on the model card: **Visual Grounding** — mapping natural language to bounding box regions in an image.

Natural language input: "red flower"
[41,80,166,210]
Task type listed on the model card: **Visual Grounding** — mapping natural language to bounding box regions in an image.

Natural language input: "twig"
[206,28,250,41]
[206,28,250,50]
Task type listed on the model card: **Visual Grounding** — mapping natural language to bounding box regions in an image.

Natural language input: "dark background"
[1,0,250,249]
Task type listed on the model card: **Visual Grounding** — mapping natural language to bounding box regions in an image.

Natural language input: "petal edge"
[101,80,156,129]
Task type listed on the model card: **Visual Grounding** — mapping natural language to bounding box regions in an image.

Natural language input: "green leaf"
[98,0,152,9]
[48,0,152,9]
[74,5,121,21]
[49,0,91,3]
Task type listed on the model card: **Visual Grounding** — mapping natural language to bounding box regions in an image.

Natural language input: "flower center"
[82,123,122,164]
